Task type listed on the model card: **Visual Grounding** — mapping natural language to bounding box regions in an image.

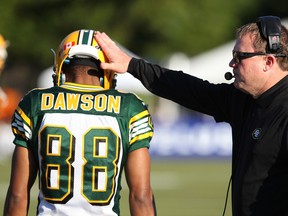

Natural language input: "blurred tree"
[0,0,286,92]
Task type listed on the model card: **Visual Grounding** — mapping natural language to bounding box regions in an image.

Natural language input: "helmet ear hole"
[61,74,66,84]
[52,73,66,86]
[52,74,57,86]
[100,77,104,87]
[112,77,117,89]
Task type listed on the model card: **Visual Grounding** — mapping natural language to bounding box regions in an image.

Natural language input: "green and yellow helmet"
[0,34,8,73]
[54,29,116,89]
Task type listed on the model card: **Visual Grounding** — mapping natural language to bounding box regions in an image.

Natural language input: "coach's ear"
[263,55,276,72]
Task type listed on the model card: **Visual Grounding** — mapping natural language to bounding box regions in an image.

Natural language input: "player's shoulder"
[25,86,59,95]
[110,89,144,101]
[111,89,149,110]
[20,86,58,104]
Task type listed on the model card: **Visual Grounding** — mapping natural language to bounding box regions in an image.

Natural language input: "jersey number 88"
[39,125,120,205]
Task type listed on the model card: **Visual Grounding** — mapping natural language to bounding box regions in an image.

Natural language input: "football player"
[4,30,156,216]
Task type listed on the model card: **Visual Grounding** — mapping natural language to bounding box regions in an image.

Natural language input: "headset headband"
[257,16,282,53]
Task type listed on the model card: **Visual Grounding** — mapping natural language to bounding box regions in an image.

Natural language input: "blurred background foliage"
[0,0,287,93]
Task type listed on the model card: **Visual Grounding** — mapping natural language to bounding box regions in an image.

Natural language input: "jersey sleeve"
[127,93,154,152]
[11,91,35,148]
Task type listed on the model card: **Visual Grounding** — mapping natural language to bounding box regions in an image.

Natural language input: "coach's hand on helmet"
[95,31,132,74]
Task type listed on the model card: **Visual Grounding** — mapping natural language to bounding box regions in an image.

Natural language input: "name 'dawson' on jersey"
[41,93,121,113]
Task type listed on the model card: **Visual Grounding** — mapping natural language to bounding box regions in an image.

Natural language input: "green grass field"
[0,159,232,216]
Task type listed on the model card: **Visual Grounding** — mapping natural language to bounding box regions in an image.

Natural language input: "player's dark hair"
[62,58,104,77]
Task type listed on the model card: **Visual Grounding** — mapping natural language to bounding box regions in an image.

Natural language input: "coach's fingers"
[95,31,117,57]
[99,61,117,71]
[95,32,115,50]
[95,31,132,73]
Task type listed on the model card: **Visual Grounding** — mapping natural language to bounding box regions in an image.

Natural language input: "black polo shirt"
[128,58,288,216]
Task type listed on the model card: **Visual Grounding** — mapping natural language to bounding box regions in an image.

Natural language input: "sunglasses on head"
[232,51,266,64]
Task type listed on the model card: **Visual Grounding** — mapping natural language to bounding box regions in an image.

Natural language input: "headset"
[257,16,283,54]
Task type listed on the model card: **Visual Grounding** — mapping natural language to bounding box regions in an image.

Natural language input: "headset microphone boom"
[224,72,234,80]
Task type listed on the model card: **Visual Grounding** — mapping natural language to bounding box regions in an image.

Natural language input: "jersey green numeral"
[39,126,119,205]
[82,128,119,204]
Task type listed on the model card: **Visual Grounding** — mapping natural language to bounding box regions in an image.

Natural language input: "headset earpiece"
[111,78,117,89]
[257,16,282,53]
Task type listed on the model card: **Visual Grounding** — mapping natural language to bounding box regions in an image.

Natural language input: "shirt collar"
[60,82,105,92]
[256,75,288,108]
